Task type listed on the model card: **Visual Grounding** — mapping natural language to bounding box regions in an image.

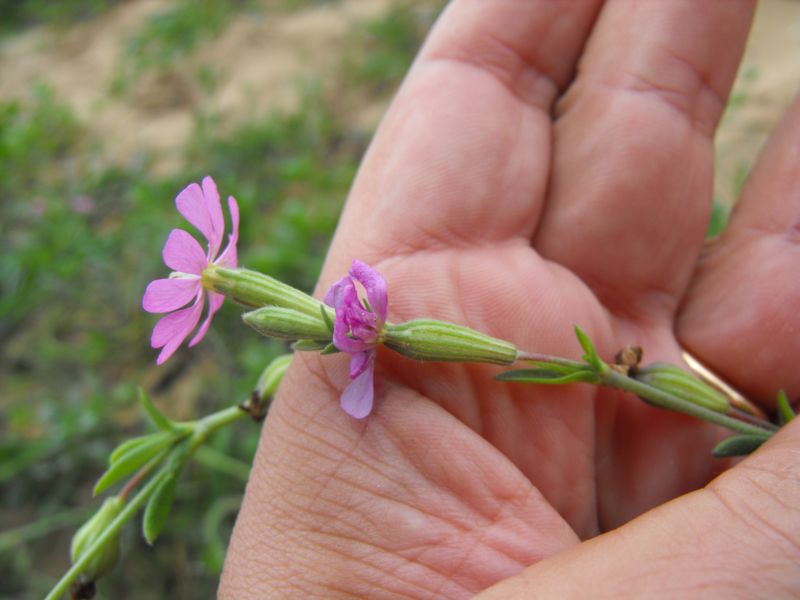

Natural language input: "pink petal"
[350,260,388,324]
[324,276,353,307]
[340,359,374,419]
[189,291,224,347]
[151,294,204,364]
[142,277,200,313]
[201,176,224,258]
[163,229,207,274]
[349,350,371,379]
[176,182,214,248]
[324,276,374,352]
[214,195,239,268]
[332,298,373,353]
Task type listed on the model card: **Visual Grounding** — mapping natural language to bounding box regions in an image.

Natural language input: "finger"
[476,418,800,598]
[678,93,800,404]
[328,0,602,268]
[535,1,754,322]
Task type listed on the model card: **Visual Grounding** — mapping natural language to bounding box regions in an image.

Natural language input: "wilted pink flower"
[142,176,239,365]
[324,260,387,418]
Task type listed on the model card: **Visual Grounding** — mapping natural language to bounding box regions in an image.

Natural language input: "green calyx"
[383,319,518,365]
[203,266,333,321]
[254,354,293,403]
[243,306,332,342]
[634,362,730,414]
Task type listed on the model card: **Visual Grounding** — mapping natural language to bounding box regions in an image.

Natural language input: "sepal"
[383,319,517,365]
[243,306,332,341]
[635,362,729,414]
[712,434,767,458]
[70,497,124,582]
[776,389,796,425]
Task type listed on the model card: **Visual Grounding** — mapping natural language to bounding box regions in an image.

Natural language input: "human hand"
[221,1,800,597]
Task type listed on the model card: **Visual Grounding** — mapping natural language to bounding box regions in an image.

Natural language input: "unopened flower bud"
[635,362,729,413]
[383,319,518,365]
[240,354,294,421]
[70,496,124,582]
[243,306,332,341]
[254,354,293,402]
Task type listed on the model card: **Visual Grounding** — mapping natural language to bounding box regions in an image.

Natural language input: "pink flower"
[324,260,388,418]
[142,176,239,365]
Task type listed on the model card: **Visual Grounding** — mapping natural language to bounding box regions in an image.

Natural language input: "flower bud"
[243,306,331,341]
[255,354,293,402]
[383,319,518,365]
[203,266,332,320]
[635,362,729,413]
[70,496,124,582]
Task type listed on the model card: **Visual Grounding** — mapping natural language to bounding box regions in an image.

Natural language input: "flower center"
[169,271,201,280]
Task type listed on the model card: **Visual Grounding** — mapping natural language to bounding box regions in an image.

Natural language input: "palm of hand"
[223,3,800,597]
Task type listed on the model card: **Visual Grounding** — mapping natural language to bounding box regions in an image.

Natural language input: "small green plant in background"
[706,200,729,238]
[111,0,250,94]
[344,2,440,94]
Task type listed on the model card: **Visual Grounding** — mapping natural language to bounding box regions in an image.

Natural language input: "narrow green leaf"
[524,360,581,375]
[94,432,177,496]
[139,388,176,432]
[109,433,160,465]
[712,434,768,458]
[320,304,334,333]
[574,326,602,371]
[497,368,597,385]
[292,339,328,351]
[776,389,796,425]
[706,199,729,238]
[142,471,178,545]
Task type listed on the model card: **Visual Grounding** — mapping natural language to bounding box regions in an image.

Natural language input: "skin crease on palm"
[221,1,800,598]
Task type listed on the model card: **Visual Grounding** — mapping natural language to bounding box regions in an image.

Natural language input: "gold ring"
[681,350,766,419]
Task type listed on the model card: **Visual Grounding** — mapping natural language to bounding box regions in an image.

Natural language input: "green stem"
[517,352,586,370]
[118,456,160,502]
[190,405,246,449]
[603,369,774,438]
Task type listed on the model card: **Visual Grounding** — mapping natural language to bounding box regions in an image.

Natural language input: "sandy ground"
[0,0,798,202]
[0,0,394,167]
[715,0,800,206]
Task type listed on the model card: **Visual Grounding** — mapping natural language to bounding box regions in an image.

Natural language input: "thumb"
[477,418,800,598]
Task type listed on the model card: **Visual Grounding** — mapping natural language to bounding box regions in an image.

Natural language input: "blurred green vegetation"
[0,1,438,598]
[343,2,440,93]
[0,0,123,33]
[111,0,250,94]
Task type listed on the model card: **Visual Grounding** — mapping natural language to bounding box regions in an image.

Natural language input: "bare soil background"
[0,0,397,169]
